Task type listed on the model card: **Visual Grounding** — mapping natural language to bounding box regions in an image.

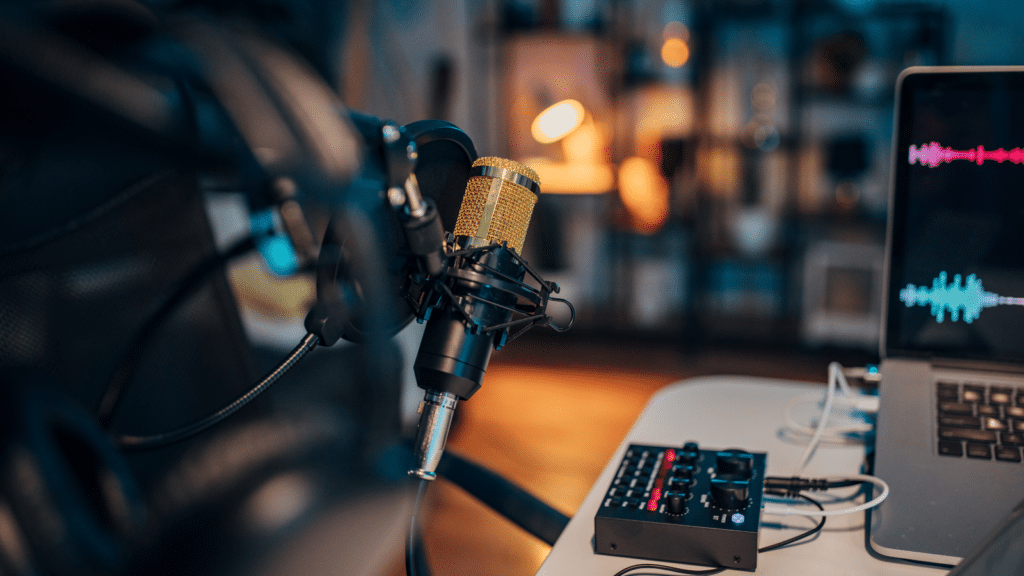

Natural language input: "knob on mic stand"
[408,157,573,480]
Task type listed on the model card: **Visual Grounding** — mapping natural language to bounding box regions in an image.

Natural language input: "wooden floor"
[385,336,873,576]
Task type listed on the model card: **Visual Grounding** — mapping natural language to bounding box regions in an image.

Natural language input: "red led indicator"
[647,499,658,511]
[665,449,676,466]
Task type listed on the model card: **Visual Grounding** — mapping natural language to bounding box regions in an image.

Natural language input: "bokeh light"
[618,156,670,233]
[661,38,690,68]
[531,99,586,144]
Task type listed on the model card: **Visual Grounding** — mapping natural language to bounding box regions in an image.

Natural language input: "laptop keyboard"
[937,381,1024,462]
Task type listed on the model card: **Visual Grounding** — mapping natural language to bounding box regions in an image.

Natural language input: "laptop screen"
[885,68,1024,365]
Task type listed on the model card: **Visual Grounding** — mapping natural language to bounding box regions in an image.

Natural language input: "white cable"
[792,362,842,474]
[834,362,854,397]
[771,365,889,519]
[763,474,889,517]
[789,362,881,473]
[783,395,873,437]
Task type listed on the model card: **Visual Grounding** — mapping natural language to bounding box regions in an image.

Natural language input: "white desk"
[536,376,950,576]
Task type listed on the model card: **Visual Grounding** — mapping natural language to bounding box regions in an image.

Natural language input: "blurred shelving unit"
[486,0,948,351]
[682,0,948,349]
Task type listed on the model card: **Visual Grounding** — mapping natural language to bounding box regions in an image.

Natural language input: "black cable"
[0,172,171,258]
[435,451,569,546]
[825,479,864,489]
[97,235,257,428]
[612,493,825,576]
[757,493,826,552]
[407,451,568,576]
[407,479,431,576]
[763,476,863,498]
[116,332,318,451]
[612,563,725,576]
[411,515,432,576]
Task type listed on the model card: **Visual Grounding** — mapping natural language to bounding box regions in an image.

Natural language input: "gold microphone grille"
[453,157,540,253]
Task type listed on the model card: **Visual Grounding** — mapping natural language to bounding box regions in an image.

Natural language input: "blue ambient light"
[259,236,299,276]
[251,209,298,276]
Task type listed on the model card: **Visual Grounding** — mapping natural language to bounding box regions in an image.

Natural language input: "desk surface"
[536,376,949,576]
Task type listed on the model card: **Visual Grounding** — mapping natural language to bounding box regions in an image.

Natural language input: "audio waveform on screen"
[908,142,1024,168]
[899,272,1024,323]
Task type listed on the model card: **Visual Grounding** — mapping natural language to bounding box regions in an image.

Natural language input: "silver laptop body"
[872,66,1024,565]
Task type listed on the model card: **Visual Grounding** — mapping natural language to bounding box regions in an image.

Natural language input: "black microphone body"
[413,243,525,400]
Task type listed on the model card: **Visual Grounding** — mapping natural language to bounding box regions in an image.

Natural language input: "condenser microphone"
[452,157,539,252]
[410,157,551,480]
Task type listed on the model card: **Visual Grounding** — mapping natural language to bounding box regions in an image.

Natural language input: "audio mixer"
[594,443,767,571]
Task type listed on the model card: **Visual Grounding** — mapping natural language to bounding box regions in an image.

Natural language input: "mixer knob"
[710,477,749,510]
[671,463,696,479]
[715,450,753,478]
[667,475,690,489]
[665,491,687,515]
[676,450,699,465]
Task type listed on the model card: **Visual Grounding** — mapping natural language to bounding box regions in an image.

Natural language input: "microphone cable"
[97,235,258,428]
[116,332,319,451]
[405,450,571,576]
[407,478,431,576]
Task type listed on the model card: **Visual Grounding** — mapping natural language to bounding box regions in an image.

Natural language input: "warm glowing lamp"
[531,99,586,144]
[526,99,615,193]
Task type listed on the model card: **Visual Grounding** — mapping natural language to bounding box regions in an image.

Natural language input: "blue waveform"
[898,272,1001,324]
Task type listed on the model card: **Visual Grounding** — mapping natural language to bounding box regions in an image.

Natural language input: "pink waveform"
[909,142,1024,168]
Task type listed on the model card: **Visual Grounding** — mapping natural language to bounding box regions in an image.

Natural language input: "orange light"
[531,99,586,144]
[618,156,669,233]
[526,158,616,194]
[661,38,690,68]
[561,120,603,164]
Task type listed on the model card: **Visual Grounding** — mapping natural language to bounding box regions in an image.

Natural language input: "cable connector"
[762,474,889,518]
[843,394,880,413]
[764,476,861,498]
[765,477,828,497]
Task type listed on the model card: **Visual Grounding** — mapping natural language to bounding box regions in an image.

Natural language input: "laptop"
[871,66,1024,565]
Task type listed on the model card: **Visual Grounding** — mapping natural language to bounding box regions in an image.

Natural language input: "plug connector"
[764,476,863,498]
